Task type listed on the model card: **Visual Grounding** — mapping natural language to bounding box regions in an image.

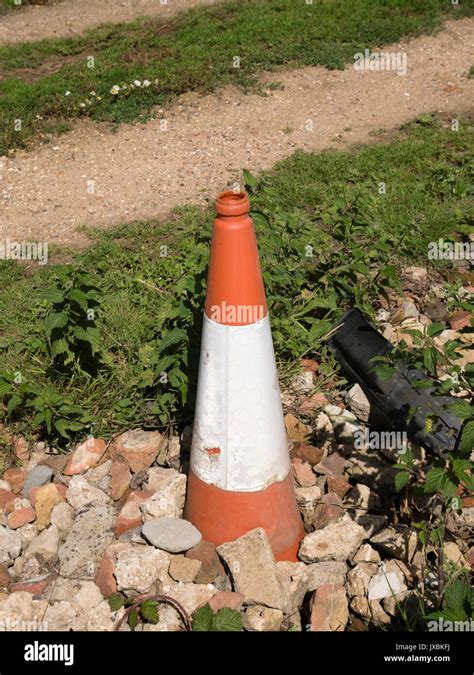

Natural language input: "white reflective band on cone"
[191,313,290,492]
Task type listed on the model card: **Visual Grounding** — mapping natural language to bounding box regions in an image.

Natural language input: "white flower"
[65,91,71,96]
[133,80,141,87]
[79,103,86,108]
[110,85,120,95]
[143,80,151,88]
[90,91,96,97]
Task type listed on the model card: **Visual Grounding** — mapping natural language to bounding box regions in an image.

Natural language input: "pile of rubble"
[0,415,471,631]
[0,266,472,631]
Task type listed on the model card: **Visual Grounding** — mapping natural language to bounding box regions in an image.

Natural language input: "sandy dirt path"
[1,18,473,246]
[0,0,219,45]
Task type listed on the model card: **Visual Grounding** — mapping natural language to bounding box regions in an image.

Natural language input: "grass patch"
[0,0,55,15]
[0,115,472,448]
[0,0,472,154]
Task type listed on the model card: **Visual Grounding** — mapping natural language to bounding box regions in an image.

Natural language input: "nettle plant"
[109,594,242,632]
[376,324,474,626]
[0,266,101,443]
[0,371,92,442]
[42,265,103,374]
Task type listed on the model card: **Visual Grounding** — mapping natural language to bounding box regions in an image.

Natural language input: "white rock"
[371,525,419,563]
[346,562,378,597]
[299,514,366,563]
[345,384,371,423]
[368,562,407,600]
[66,475,111,510]
[313,412,332,434]
[243,605,283,632]
[0,525,22,565]
[276,561,308,615]
[58,504,115,578]
[217,528,285,610]
[50,502,75,533]
[304,561,348,591]
[295,485,322,528]
[443,541,470,570]
[0,592,48,630]
[83,460,112,493]
[49,578,101,611]
[401,301,419,320]
[85,600,114,631]
[141,469,186,520]
[161,583,217,615]
[351,596,391,625]
[345,484,377,512]
[75,581,104,613]
[291,370,314,394]
[18,522,38,550]
[114,547,170,594]
[142,517,201,553]
[24,525,59,561]
[43,601,77,631]
[352,544,381,564]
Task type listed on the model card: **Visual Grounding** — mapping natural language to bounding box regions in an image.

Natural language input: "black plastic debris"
[328,308,463,456]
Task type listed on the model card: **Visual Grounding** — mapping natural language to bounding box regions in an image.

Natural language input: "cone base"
[184,469,304,562]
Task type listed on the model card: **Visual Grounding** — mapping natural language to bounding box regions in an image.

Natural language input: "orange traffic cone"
[184,190,304,561]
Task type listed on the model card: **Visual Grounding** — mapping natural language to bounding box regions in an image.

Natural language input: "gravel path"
[0,0,219,45]
[1,19,473,246]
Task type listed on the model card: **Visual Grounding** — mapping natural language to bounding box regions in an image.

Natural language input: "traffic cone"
[184,190,304,561]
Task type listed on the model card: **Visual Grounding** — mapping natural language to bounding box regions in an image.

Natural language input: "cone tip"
[216,190,250,217]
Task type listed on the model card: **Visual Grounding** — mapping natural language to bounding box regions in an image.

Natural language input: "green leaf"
[51,337,70,359]
[426,323,446,338]
[128,610,139,631]
[452,457,472,481]
[43,289,66,304]
[459,421,474,454]
[423,347,438,375]
[212,607,243,632]
[44,408,53,434]
[44,312,68,335]
[156,328,187,354]
[6,394,22,416]
[444,579,472,618]
[449,400,473,422]
[424,466,457,498]
[141,599,159,625]
[412,379,433,389]
[108,594,125,611]
[395,471,410,493]
[192,604,214,631]
[243,169,257,190]
[251,212,270,228]
[0,378,14,398]
[68,288,89,312]
[54,419,71,438]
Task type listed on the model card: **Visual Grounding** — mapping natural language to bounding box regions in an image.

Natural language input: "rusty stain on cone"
[184,190,304,561]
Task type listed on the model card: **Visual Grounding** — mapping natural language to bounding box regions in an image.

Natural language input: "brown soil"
[0,18,473,247]
[0,0,220,45]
